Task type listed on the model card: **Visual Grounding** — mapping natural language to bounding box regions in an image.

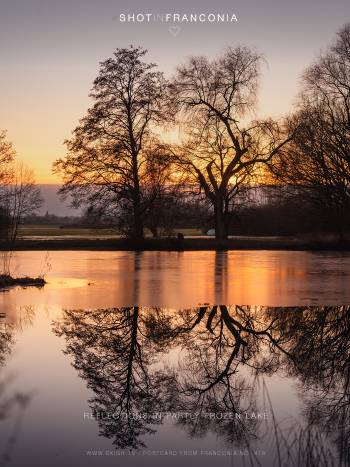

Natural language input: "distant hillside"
[37,185,83,217]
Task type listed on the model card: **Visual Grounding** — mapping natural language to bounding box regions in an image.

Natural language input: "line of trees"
[54,24,350,241]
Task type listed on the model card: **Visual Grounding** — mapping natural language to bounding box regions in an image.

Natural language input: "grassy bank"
[18,224,202,238]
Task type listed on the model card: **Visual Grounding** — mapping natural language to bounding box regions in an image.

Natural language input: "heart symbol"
[169,26,181,37]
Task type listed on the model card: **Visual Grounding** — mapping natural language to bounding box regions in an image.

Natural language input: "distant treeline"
[21,184,350,238]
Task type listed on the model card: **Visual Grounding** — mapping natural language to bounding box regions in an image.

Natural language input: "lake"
[0,250,349,466]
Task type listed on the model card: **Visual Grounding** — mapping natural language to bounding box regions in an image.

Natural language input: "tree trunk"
[133,194,144,241]
[214,198,228,241]
[131,152,144,241]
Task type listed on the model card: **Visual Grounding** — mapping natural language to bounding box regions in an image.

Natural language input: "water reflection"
[2,250,350,309]
[0,306,36,368]
[0,309,32,466]
[49,305,350,466]
[0,315,13,368]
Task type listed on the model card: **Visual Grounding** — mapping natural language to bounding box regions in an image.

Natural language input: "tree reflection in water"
[272,306,350,466]
[53,305,350,466]
[0,307,33,465]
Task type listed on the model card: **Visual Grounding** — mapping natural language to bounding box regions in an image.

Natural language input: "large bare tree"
[54,46,169,240]
[171,47,293,240]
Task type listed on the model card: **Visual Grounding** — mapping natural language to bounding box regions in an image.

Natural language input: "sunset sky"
[0,0,349,183]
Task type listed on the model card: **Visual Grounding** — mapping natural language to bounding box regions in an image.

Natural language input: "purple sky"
[0,0,349,181]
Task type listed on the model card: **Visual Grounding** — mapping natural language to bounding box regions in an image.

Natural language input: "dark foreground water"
[0,251,350,466]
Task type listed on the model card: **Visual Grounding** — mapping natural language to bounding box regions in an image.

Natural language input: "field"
[18,225,204,238]
[18,224,115,238]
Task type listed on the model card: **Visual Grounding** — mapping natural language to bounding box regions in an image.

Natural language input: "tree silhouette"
[54,46,169,240]
[269,23,350,234]
[171,47,294,240]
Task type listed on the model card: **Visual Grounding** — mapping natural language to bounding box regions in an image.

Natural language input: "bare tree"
[171,47,293,240]
[2,163,42,247]
[112,141,181,237]
[0,131,15,205]
[0,132,13,159]
[0,132,15,241]
[0,131,42,251]
[269,23,350,234]
[54,46,169,241]
[174,116,259,238]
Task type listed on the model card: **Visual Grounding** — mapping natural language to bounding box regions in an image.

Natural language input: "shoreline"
[1,237,350,251]
[0,274,46,289]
